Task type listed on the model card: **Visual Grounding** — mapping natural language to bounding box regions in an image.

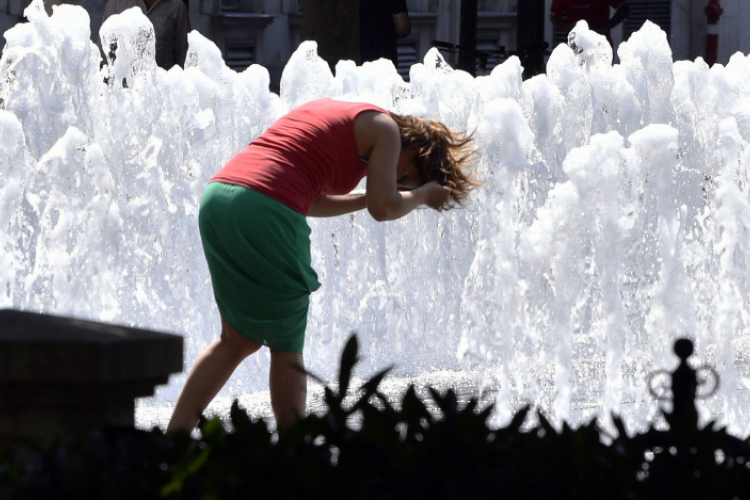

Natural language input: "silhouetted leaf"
[508,405,531,432]
[428,387,459,416]
[445,389,458,413]
[230,399,252,433]
[401,385,431,425]
[358,366,393,397]
[612,414,628,440]
[350,368,393,417]
[374,390,397,413]
[477,404,495,424]
[304,369,327,386]
[537,410,555,434]
[702,419,717,432]
[338,334,360,398]
[462,399,479,414]
[324,386,340,411]
[561,421,573,435]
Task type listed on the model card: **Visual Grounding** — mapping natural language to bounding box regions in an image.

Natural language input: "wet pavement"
[136,370,497,433]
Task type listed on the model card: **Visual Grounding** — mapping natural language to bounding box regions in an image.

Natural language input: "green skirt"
[199,182,321,353]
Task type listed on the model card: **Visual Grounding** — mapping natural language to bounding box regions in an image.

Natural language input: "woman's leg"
[269,349,307,428]
[167,317,262,432]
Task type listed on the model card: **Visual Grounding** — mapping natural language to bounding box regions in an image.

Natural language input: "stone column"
[0,309,183,448]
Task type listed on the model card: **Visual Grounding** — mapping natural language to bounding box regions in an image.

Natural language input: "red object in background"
[704,0,723,66]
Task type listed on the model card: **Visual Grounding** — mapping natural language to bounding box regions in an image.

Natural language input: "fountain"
[2,0,750,435]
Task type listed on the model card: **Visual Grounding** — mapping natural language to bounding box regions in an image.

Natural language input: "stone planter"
[0,309,183,448]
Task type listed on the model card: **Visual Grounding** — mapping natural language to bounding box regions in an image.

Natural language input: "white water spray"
[2,1,750,435]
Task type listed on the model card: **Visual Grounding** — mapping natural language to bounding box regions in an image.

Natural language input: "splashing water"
[2,0,750,435]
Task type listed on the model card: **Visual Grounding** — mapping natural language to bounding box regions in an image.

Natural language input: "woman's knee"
[270,349,303,363]
[219,318,262,358]
[270,350,305,375]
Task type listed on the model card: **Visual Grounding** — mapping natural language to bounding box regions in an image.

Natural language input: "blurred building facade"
[0,0,748,85]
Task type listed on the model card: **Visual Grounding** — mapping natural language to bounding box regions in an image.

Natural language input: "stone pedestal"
[0,309,183,448]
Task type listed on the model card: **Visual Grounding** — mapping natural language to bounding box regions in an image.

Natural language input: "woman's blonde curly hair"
[389,112,480,209]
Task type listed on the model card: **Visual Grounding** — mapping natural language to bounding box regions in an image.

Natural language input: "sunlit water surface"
[3,0,750,436]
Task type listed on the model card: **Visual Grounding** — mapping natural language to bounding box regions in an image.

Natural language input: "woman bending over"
[168,98,478,431]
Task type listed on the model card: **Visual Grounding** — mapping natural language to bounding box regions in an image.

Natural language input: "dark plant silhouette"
[2,336,750,500]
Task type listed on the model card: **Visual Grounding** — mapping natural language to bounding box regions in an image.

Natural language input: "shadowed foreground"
[2,335,750,499]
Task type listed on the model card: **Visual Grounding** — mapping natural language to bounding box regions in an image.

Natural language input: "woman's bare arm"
[357,113,450,221]
[394,12,411,38]
[308,192,367,217]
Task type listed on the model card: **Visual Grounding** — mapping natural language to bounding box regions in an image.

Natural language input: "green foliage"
[3,334,750,499]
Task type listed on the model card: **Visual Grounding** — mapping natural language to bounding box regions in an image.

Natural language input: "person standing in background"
[549,0,631,46]
[43,0,62,15]
[360,0,411,68]
[102,0,191,69]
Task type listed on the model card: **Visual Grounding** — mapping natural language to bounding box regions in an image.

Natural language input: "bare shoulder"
[354,111,399,158]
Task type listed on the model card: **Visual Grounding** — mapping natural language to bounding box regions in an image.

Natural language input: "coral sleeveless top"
[211,98,387,216]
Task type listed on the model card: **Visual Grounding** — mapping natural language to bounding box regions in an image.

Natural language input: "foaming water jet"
[2,1,750,435]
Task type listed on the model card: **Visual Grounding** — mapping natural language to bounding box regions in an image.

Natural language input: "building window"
[225,37,255,71]
[397,40,419,81]
[623,0,671,40]
[476,36,504,74]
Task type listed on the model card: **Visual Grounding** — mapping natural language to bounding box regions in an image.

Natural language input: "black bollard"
[667,338,699,432]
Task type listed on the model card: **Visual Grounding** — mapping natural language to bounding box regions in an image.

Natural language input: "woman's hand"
[417,181,452,211]
[356,112,450,220]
